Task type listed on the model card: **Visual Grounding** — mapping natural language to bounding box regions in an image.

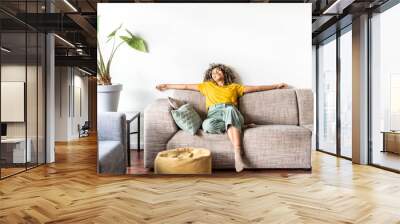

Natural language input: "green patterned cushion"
[171,104,202,135]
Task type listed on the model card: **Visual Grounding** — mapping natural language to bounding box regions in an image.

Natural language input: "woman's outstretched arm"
[243,83,288,94]
[156,84,199,91]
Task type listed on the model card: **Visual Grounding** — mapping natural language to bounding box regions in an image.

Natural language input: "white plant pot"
[97,84,123,112]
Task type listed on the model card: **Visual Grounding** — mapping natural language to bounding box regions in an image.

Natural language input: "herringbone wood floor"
[1,135,400,224]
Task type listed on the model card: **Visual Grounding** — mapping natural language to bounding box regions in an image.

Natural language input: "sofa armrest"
[144,99,178,168]
[97,112,127,173]
[295,89,314,132]
[98,112,127,142]
[98,141,126,174]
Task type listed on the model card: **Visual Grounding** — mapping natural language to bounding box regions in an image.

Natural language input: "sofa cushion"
[243,125,311,168]
[167,125,311,169]
[239,89,299,125]
[172,90,207,119]
[171,103,202,135]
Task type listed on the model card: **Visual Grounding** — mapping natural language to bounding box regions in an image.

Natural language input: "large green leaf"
[107,24,122,43]
[120,29,148,52]
[97,25,148,83]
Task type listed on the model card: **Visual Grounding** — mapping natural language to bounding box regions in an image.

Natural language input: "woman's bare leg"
[227,126,244,172]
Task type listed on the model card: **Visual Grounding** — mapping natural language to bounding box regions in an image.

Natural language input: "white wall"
[98,3,312,149]
[55,67,89,141]
[55,67,68,141]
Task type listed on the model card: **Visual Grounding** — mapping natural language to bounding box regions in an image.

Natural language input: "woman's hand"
[274,83,288,89]
[156,84,169,91]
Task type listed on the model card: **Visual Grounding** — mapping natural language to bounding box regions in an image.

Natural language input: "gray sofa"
[144,89,313,170]
[97,112,127,174]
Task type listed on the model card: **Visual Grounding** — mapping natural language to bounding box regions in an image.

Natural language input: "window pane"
[318,37,337,154]
[27,31,38,169]
[0,1,46,179]
[371,3,400,171]
[1,31,28,177]
[26,0,41,169]
[340,29,352,158]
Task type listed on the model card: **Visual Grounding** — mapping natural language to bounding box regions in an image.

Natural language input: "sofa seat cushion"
[98,140,125,174]
[243,125,311,168]
[167,125,311,169]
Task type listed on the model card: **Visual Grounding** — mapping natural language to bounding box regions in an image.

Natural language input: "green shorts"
[202,103,244,134]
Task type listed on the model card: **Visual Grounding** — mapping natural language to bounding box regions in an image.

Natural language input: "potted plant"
[97,23,148,112]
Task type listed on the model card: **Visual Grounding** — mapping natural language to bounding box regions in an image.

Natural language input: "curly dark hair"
[203,63,237,85]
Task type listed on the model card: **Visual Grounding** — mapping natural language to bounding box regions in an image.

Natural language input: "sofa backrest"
[172,90,207,119]
[172,89,313,126]
[239,89,299,125]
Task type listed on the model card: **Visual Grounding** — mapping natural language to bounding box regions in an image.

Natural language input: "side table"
[125,112,141,167]
[381,131,400,154]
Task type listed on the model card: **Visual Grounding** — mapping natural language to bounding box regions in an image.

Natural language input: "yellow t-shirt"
[197,81,245,110]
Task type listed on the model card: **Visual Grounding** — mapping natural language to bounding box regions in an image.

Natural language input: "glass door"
[339,27,352,158]
[0,1,46,179]
[370,3,400,171]
[1,30,28,178]
[27,30,38,170]
[317,35,337,155]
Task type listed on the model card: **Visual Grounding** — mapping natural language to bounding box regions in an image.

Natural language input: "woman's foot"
[234,149,245,172]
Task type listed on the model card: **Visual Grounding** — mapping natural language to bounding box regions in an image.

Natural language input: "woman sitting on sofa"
[156,63,288,172]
